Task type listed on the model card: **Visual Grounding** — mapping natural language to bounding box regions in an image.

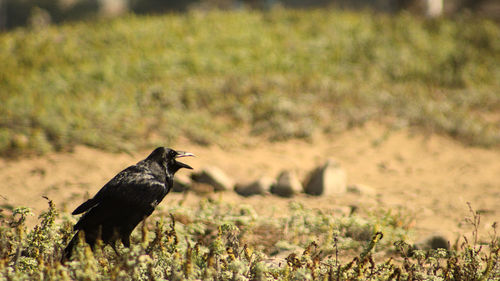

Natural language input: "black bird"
[62,147,194,261]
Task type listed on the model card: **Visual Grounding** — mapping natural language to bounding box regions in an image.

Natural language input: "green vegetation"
[1,10,500,156]
[0,198,498,280]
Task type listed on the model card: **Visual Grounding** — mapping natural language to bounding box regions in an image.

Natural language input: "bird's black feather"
[62,147,193,262]
[72,198,97,215]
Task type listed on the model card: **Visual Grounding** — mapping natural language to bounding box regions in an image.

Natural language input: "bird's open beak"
[175,151,195,169]
[176,151,195,158]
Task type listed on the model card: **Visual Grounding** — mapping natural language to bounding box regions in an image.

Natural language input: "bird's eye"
[169,150,177,158]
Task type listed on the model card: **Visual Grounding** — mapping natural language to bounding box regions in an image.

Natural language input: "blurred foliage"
[0,9,500,156]
[0,197,498,280]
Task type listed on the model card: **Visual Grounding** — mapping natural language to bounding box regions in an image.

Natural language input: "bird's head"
[147,147,194,174]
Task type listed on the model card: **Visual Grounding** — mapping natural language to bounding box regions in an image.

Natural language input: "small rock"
[415,234,450,250]
[172,173,191,193]
[235,177,274,197]
[191,183,215,195]
[304,159,347,196]
[270,171,302,197]
[191,166,234,191]
[347,184,376,196]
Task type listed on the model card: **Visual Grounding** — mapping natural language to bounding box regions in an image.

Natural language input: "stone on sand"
[235,177,274,197]
[304,159,347,196]
[270,171,302,197]
[191,166,234,191]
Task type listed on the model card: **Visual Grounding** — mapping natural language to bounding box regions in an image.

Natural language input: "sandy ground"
[0,124,498,244]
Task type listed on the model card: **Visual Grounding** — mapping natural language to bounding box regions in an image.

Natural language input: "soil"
[0,123,498,245]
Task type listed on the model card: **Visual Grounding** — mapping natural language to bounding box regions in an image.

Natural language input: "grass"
[0,9,499,156]
[0,197,498,280]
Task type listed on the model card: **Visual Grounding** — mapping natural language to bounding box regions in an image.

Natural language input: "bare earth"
[0,124,499,244]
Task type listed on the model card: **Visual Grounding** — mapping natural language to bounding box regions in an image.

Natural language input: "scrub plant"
[0,198,498,280]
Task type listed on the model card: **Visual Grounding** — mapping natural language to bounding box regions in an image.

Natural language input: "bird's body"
[62,147,193,261]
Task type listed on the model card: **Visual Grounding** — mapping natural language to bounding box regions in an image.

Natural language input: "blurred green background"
[0,0,499,157]
[1,0,499,30]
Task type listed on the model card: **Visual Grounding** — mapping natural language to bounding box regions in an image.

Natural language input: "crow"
[62,147,194,261]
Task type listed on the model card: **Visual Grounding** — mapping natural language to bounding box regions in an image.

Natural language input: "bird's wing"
[73,165,167,230]
[72,198,98,215]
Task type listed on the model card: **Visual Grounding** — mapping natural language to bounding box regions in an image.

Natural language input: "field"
[1,9,500,156]
[0,8,499,280]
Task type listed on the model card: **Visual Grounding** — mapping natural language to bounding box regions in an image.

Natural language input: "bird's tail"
[61,231,80,263]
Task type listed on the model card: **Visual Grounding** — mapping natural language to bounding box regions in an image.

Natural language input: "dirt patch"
[0,124,498,244]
